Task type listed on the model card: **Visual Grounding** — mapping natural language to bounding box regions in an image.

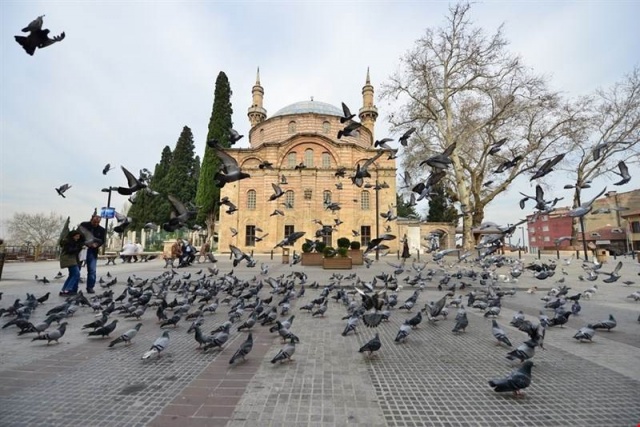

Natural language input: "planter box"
[349,249,363,265]
[301,252,323,266]
[323,257,352,270]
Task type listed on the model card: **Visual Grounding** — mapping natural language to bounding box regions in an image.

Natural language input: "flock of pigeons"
[2,246,639,404]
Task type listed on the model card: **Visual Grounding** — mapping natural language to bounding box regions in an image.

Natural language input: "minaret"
[247,67,267,127]
[358,67,378,139]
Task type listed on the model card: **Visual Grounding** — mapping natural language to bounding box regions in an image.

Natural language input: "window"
[285,190,294,209]
[284,225,295,239]
[304,188,313,200]
[304,149,314,167]
[541,215,548,221]
[531,236,536,243]
[287,152,296,168]
[632,221,640,233]
[288,121,296,133]
[361,226,371,246]
[246,225,256,247]
[247,189,256,210]
[322,121,330,134]
[361,191,370,210]
[543,236,550,242]
[322,152,331,168]
[542,225,549,232]
[323,190,332,205]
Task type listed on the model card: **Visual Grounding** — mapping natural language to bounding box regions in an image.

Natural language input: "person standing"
[59,230,85,296]
[79,214,106,294]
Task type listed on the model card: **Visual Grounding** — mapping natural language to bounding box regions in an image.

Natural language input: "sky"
[1,0,639,245]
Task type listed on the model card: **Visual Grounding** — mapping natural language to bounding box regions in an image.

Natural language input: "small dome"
[272,100,342,118]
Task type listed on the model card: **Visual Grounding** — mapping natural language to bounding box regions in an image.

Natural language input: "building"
[621,209,640,252]
[527,208,573,250]
[217,70,455,254]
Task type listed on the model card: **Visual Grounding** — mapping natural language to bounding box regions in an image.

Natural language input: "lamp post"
[375,179,380,260]
[101,187,116,255]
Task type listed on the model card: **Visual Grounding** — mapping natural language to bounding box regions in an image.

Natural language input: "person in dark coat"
[59,230,85,296]
[79,214,106,294]
[401,235,411,260]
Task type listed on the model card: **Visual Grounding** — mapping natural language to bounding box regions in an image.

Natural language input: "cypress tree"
[195,71,234,227]
[396,193,418,219]
[146,146,173,226]
[426,184,458,224]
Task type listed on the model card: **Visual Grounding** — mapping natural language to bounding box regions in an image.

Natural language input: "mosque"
[217,70,455,254]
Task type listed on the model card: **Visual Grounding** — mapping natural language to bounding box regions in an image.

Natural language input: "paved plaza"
[0,251,639,427]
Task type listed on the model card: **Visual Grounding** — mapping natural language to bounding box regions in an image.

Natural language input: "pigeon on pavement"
[32,322,67,345]
[109,323,142,347]
[142,331,170,360]
[358,333,381,357]
[591,314,617,331]
[229,333,254,364]
[489,361,534,398]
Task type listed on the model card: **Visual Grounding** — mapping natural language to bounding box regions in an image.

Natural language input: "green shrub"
[315,241,326,253]
[301,242,312,253]
[337,237,350,248]
[337,247,348,257]
[350,240,361,250]
[323,246,336,258]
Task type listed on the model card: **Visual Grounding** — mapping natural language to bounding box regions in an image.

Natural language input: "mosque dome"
[272,100,342,118]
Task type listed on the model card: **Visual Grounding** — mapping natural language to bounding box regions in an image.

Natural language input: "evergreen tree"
[195,71,234,227]
[131,146,173,228]
[396,193,418,219]
[426,184,458,224]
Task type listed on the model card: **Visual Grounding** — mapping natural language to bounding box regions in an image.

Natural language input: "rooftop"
[272,100,343,118]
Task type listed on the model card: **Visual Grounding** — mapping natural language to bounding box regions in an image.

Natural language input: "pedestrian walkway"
[0,253,639,426]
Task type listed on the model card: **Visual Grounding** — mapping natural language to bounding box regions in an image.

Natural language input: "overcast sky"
[1,1,639,244]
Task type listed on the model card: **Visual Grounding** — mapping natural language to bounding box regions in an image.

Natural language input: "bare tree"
[6,212,66,248]
[381,3,580,249]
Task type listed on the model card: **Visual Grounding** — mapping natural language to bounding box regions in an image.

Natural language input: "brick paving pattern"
[0,254,639,426]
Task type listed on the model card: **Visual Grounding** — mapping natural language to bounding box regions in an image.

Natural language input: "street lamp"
[375,179,380,260]
[101,187,117,254]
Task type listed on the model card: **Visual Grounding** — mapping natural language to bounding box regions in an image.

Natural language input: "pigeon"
[102,163,114,175]
[530,153,565,180]
[108,323,142,347]
[568,187,607,218]
[506,340,537,363]
[116,166,147,196]
[274,231,306,249]
[339,102,356,123]
[351,151,384,187]
[398,127,416,147]
[228,128,244,144]
[207,140,251,187]
[358,333,381,357]
[55,184,71,198]
[229,333,254,364]
[488,361,533,398]
[452,312,468,334]
[230,245,256,267]
[32,322,67,345]
[88,319,118,338]
[337,121,362,139]
[601,261,623,283]
[592,140,631,161]
[573,324,595,342]
[394,322,411,343]
[612,160,631,186]
[142,331,170,360]
[166,194,198,227]
[492,320,512,347]
[591,314,616,331]
[15,15,65,56]
[488,138,507,155]
[269,183,285,201]
[202,324,230,351]
[271,337,296,363]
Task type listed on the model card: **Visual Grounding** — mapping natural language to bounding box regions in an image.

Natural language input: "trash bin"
[596,249,608,263]
[282,248,290,264]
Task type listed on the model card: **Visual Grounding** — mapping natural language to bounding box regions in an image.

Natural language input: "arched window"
[247,190,257,210]
[304,148,314,167]
[288,121,297,133]
[285,190,295,209]
[323,190,332,205]
[287,152,296,168]
[322,152,331,168]
[361,191,370,210]
[322,121,330,134]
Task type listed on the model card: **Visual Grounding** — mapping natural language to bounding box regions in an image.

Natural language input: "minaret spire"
[248,66,267,127]
[359,67,378,141]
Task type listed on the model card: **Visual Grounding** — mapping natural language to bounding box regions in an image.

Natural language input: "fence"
[2,245,59,262]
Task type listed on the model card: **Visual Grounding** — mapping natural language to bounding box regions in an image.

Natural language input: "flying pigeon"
[488,361,533,398]
[269,183,284,201]
[398,127,416,147]
[340,102,356,123]
[228,128,244,144]
[55,184,71,198]
[116,166,147,196]
[337,121,362,139]
[229,333,254,364]
[15,15,65,56]
[568,187,607,218]
[109,323,142,347]
[530,153,565,180]
[351,150,384,187]
[488,138,507,155]
[207,140,251,187]
[612,161,631,186]
[102,163,114,175]
[142,331,170,360]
